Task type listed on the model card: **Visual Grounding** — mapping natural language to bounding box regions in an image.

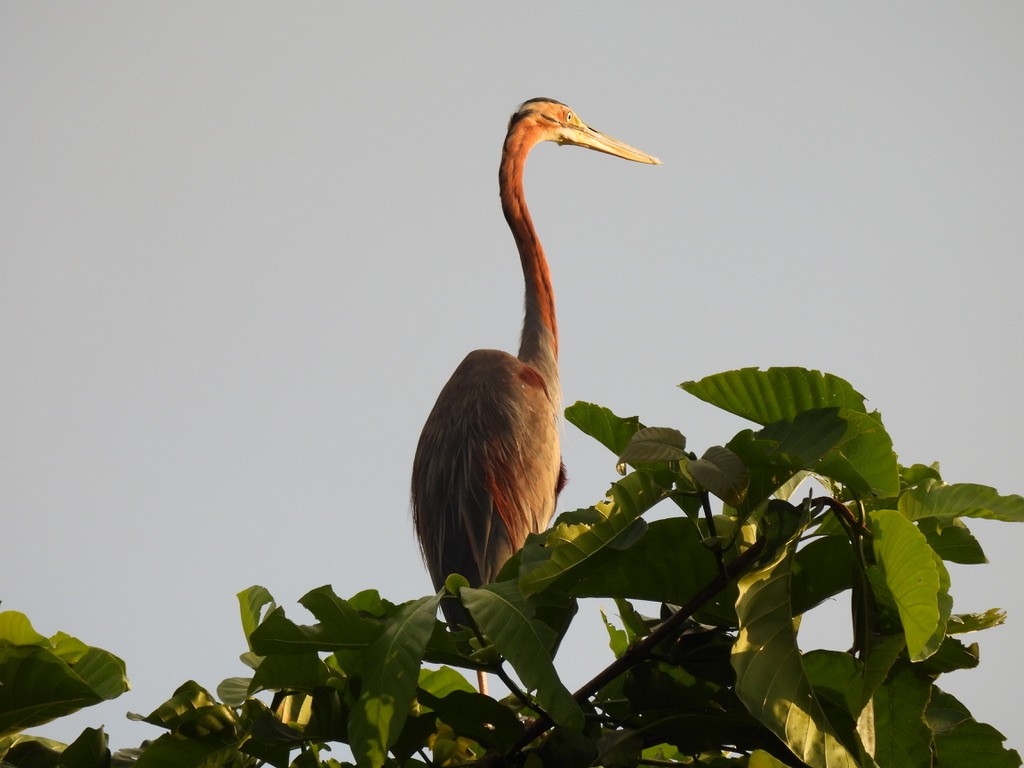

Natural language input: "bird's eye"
[565,111,573,122]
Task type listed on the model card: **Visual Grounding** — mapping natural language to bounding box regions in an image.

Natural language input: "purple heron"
[411,98,659,658]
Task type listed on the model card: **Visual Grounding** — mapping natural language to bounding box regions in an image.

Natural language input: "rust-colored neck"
[499,123,558,372]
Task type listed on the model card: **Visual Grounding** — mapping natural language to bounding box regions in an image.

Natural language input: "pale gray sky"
[3,3,1022,751]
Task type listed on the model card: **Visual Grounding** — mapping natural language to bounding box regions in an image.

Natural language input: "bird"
[411,99,660,678]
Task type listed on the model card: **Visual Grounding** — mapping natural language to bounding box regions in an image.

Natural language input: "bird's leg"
[477,669,488,696]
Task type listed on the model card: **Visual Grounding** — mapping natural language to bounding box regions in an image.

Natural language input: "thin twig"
[507,536,767,756]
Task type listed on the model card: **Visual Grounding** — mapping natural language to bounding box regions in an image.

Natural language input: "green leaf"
[461,581,584,731]
[935,719,1022,768]
[348,594,438,768]
[600,610,628,658]
[518,471,666,596]
[802,639,905,726]
[57,726,109,768]
[556,518,728,622]
[683,370,898,495]
[732,527,862,768]
[237,586,275,648]
[417,666,475,700]
[727,409,847,509]
[565,401,641,455]
[746,408,849,469]
[1,738,64,767]
[870,510,950,661]
[681,367,868,424]
[814,410,899,497]
[416,688,524,752]
[900,463,943,489]
[928,690,1022,767]
[946,609,1006,635]
[0,612,49,647]
[750,750,800,768]
[686,445,749,506]
[916,517,987,564]
[915,636,979,675]
[900,483,1024,523]
[870,667,933,768]
[0,645,129,738]
[300,586,384,646]
[214,677,250,708]
[617,427,686,465]
[127,681,229,734]
[133,731,245,768]
[249,653,334,695]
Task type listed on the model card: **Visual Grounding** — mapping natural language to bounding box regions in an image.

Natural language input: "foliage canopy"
[2,367,1021,767]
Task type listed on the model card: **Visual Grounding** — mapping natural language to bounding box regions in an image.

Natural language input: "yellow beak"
[558,121,661,165]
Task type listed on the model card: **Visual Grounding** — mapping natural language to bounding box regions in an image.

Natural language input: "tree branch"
[506,536,767,756]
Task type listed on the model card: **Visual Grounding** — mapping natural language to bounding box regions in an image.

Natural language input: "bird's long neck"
[500,128,559,391]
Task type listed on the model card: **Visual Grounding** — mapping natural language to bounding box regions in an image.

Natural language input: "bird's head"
[507,98,661,165]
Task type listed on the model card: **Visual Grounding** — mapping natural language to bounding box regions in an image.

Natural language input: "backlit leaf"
[462,581,583,731]
[681,367,867,424]
[732,529,862,767]
[348,595,439,768]
[518,471,665,596]
[565,401,641,455]
[900,483,1024,523]
[870,510,949,661]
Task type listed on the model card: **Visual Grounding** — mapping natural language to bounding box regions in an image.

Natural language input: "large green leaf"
[554,517,727,618]
[681,368,868,424]
[683,369,898,496]
[870,510,950,661]
[416,686,524,752]
[900,483,1024,523]
[732,531,863,767]
[0,612,49,647]
[128,681,236,735]
[461,581,584,731]
[813,410,899,497]
[565,401,641,455]
[728,409,847,509]
[58,726,110,768]
[916,517,987,564]
[801,636,905,734]
[348,595,439,768]
[741,408,849,470]
[518,471,666,596]
[249,653,334,695]
[870,667,933,768]
[299,585,384,646]
[0,622,129,739]
[928,689,1022,767]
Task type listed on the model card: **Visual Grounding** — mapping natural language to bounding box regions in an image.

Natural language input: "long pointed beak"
[560,122,661,165]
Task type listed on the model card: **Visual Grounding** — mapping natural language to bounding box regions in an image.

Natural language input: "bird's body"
[412,99,659,630]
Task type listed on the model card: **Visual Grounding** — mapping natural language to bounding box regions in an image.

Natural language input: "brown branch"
[506,536,767,757]
[812,496,871,537]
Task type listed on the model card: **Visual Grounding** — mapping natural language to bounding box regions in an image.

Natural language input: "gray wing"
[412,348,561,593]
